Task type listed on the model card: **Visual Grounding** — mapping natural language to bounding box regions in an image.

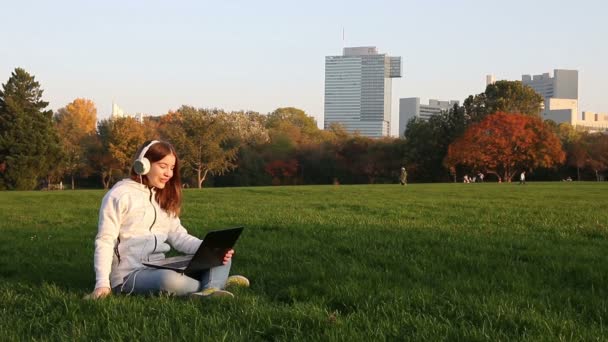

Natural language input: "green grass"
[1,182,607,341]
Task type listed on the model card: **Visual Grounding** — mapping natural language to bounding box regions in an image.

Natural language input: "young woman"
[87,140,248,299]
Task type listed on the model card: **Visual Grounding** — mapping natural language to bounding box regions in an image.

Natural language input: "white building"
[521,69,578,124]
[399,98,459,137]
[578,111,608,132]
[111,102,125,118]
[324,46,402,137]
[486,74,496,86]
[522,69,578,100]
[541,98,579,125]
[111,102,146,123]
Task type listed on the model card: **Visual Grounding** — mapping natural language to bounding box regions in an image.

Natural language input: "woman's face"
[147,153,176,189]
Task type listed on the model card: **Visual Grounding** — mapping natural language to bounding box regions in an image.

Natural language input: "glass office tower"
[324,47,402,137]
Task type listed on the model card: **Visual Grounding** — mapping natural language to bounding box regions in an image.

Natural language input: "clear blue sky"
[1,0,607,136]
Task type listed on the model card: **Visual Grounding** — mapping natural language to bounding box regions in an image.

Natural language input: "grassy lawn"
[0,182,607,341]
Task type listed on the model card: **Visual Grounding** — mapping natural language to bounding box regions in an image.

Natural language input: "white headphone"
[133,140,160,175]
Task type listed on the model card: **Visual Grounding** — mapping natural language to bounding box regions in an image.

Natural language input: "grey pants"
[115,259,232,296]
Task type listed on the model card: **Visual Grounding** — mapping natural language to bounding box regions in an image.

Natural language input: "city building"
[324,46,402,137]
[111,102,125,118]
[522,69,578,100]
[398,98,459,137]
[579,111,608,132]
[521,69,578,124]
[111,102,146,123]
[542,98,578,125]
[486,74,496,86]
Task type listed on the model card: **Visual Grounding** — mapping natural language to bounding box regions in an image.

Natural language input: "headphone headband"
[138,140,160,161]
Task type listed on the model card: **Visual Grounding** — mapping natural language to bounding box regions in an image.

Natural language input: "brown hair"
[130,140,182,216]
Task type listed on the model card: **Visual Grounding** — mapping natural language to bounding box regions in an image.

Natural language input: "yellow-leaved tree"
[54,98,97,189]
[95,117,146,189]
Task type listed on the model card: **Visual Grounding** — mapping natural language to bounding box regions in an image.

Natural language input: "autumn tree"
[266,107,318,132]
[54,98,97,189]
[264,159,299,185]
[566,139,589,181]
[554,122,586,180]
[292,123,352,185]
[357,138,405,184]
[0,68,61,190]
[586,134,608,181]
[160,106,238,188]
[96,117,146,188]
[142,116,160,140]
[259,122,299,185]
[266,107,321,145]
[444,112,565,182]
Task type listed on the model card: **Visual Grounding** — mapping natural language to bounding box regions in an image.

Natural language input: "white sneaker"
[225,275,250,289]
[189,287,234,299]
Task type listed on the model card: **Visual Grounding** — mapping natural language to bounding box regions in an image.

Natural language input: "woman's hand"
[84,287,111,300]
[223,249,235,264]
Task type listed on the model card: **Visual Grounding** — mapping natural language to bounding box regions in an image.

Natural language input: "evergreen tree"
[0,68,61,190]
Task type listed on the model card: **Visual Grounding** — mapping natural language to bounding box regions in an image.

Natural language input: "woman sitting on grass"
[87,140,249,300]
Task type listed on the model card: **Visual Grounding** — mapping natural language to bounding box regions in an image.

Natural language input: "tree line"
[1,68,607,190]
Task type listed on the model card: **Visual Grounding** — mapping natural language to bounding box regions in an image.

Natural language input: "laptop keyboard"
[163,260,190,268]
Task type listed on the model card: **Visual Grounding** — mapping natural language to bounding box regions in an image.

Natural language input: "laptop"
[143,227,244,277]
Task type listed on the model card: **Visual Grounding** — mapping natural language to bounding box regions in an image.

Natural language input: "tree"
[586,134,608,181]
[402,104,467,182]
[403,117,444,182]
[221,111,269,146]
[464,81,543,123]
[264,159,298,185]
[358,138,404,184]
[0,68,61,190]
[485,81,543,116]
[142,116,160,140]
[96,117,146,189]
[463,93,487,124]
[160,106,238,188]
[336,136,372,184]
[54,98,98,189]
[444,112,565,182]
[265,107,321,144]
[266,107,318,132]
[555,123,585,180]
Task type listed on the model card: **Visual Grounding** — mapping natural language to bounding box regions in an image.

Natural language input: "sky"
[1,0,607,136]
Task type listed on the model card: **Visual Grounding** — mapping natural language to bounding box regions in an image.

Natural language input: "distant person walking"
[519,171,526,185]
[399,167,407,186]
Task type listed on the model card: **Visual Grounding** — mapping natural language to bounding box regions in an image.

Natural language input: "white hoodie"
[94,179,202,289]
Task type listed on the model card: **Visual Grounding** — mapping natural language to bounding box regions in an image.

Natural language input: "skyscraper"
[324,47,402,137]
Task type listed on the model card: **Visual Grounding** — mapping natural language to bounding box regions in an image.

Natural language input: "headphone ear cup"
[133,158,151,175]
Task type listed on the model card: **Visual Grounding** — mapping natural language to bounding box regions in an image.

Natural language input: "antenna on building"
[342,27,345,52]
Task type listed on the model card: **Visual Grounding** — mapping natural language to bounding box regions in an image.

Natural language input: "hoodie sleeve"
[93,192,124,289]
[167,216,202,254]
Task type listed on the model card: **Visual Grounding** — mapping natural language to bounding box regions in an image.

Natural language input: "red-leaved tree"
[264,159,299,185]
[444,112,565,182]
